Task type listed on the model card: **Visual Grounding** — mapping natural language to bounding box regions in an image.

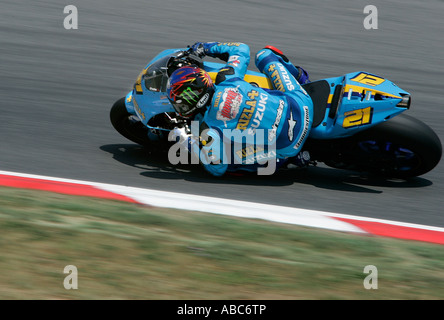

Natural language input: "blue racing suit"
[190,42,314,176]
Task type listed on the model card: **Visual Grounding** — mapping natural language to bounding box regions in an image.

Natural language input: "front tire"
[323,114,442,178]
[110,97,151,146]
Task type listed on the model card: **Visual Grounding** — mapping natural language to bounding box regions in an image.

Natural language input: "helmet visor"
[169,86,204,117]
[171,100,196,117]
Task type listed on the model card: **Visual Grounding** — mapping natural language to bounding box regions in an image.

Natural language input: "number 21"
[343,106,373,128]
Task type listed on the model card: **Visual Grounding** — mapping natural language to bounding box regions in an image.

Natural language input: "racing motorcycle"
[110,48,442,178]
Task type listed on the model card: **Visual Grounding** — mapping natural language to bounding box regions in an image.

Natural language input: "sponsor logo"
[236,107,254,130]
[228,55,241,68]
[268,100,285,142]
[235,89,258,130]
[235,145,265,162]
[246,150,276,165]
[287,111,297,141]
[196,93,210,108]
[242,150,276,165]
[268,64,285,92]
[248,93,268,135]
[277,64,295,91]
[216,87,242,123]
[133,98,146,121]
[267,63,308,94]
[213,91,222,108]
[218,42,241,47]
[294,106,310,150]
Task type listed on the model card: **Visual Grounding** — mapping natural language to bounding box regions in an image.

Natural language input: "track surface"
[1,0,443,227]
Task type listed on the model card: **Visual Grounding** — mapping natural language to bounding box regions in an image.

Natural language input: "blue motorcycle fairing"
[125,49,183,130]
[306,71,410,139]
[125,49,410,141]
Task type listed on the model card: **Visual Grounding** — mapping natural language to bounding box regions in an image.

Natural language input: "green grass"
[0,186,444,299]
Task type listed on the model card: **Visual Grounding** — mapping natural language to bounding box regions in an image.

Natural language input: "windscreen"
[143,55,173,92]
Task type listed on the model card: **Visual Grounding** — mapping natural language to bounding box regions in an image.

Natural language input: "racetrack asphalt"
[1,0,443,227]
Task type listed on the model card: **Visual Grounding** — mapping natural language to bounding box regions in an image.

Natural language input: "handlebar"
[167,49,204,75]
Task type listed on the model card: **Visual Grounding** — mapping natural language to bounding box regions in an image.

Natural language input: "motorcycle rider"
[167,41,313,176]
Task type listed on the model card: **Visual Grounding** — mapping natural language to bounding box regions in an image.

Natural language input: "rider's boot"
[255,46,310,84]
[293,150,311,167]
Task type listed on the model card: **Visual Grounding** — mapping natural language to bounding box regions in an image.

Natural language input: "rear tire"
[323,114,442,178]
[110,97,151,146]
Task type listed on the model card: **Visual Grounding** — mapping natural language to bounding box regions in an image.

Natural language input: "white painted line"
[97,183,367,233]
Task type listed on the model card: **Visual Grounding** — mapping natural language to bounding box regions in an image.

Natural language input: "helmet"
[166,66,214,118]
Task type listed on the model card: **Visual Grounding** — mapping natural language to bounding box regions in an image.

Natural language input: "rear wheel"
[322,114,442,178]
[110,97,151,146]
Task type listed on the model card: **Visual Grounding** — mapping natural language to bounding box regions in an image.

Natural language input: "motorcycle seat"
[302,80,330,128]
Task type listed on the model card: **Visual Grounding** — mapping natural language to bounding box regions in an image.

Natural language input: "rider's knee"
[255,47,310,85]
[255,48,281,73]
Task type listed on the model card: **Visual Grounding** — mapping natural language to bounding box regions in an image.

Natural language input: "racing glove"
[188,42,208,58]
[188,42,221,58]
[169,125,228,177]
[295,66,310,85]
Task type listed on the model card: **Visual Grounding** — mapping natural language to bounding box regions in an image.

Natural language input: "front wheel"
[110,97,151,146]
[323,114,442,178]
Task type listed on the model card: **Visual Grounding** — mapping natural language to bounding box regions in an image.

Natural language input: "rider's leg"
[255,47,314,163]
[255,46,310,84]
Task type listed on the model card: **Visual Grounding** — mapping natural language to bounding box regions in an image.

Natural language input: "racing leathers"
[187,42,314,176]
